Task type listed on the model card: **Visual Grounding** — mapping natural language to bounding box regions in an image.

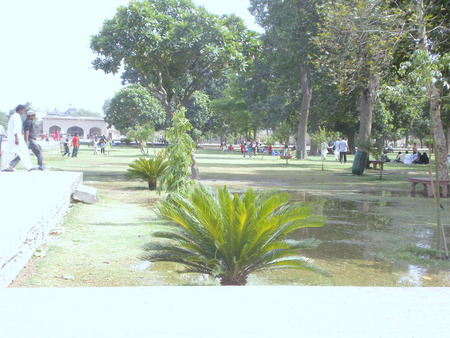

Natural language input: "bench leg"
[426,183,434,197]
[442,183,449,197]
[410,182,416,193]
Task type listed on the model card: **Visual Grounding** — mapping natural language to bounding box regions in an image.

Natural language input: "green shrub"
[126,156,168,190]
[142,184,327,285]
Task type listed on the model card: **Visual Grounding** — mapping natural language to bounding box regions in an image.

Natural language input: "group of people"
[239,140,260,157]
[61,133,79,158]
[331,137,350,164]
[1,105,46,172]
[238,141,295,157]
[93,137,111,155]
[393,150,429,164]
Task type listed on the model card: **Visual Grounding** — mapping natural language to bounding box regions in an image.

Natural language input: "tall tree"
[250,0,321,159]
[315,0,405,173]
[414,0,448,180]
[91,0,260,178]
[91,0,260,120]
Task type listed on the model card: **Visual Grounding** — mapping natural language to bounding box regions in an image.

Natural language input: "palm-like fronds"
[142,183,327,285]
[125,156,168,190]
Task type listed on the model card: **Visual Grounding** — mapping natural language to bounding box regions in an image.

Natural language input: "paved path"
[0,286,448,337]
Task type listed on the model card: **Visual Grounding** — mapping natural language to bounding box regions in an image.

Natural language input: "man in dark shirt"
[10,110,46,170]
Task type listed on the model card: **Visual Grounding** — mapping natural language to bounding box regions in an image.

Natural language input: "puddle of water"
[140,191,450,286]
[397,265,427,286]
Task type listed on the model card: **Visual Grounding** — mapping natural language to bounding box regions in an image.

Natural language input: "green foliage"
[209,74,254,136]
[143,184,326,285]
[399,50,449,90]
[160,108,195,193]
[70,109,102,117]
[185,91,213,137]
[126,123,155,155]
[357,138,383,161]
[106,84,165,132]
[272,120,295,144]
[310,127,330,150]
[0,111,8,127]
[126,156,168,190]
[91,0,261,117]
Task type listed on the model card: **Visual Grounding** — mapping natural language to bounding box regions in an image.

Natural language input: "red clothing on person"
[72,135,79,147]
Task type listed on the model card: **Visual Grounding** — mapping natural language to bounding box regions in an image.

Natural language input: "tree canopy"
[91,0,261,120]
[106,84,165,132]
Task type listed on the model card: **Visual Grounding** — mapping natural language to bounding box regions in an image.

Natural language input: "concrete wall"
[0,171,83,287]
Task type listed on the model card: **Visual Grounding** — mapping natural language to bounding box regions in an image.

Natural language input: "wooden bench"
[368,160,384,170]
[280,155,293,160]
[409,177,450,197]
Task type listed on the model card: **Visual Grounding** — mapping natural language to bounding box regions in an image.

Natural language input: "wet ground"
[249,192,450,286]
[132,190,450,287]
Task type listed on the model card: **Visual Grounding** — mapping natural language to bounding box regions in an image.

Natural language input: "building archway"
[67,126,84,137]
[49,125,61,135]
[89,127,102,138]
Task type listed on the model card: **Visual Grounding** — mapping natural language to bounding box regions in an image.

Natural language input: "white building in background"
[42,115,120,140]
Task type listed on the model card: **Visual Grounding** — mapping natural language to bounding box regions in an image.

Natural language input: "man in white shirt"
[1,105,34,171]
[403,151,413,165]
[339,137,349,164]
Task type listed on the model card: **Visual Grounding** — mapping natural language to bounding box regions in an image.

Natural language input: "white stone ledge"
[0,171,83,287]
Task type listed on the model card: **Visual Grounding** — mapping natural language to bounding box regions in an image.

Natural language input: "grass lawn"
[11,145,450,287]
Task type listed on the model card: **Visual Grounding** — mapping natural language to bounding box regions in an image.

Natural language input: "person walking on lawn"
[71,133,79,158]
[1,105,34,171]
[9,110,46,170]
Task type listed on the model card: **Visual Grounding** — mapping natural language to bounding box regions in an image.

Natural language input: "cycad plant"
[126,156,168,190]
[142,184,326,285]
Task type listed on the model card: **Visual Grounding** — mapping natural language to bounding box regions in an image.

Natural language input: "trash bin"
[352,150,368,175]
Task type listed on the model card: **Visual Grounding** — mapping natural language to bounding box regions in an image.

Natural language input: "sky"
[0,0,262,116]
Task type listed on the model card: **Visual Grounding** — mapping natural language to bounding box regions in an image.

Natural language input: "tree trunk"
[358,73,380,150]
[296,64,312,159]
[345,127,357,154]
[309,114,319,155]
[148,180,156,190]
[190,149,199,180]
[219,272,247,286]
[416,0,448,180]
[431,84,449,180]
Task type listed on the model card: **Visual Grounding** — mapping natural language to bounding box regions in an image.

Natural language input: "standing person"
[339,137,349,164]
[62,138,70,157]
[251,139,257,156]
[54,129,59,142]
[334,137,341,160]
[100,138,106,154]
[320,141,329,160]
[1,104,34,171]
[240,143,245,157]
[412,142,417,153]
[105,138,111,155]
[93,137,99,155]
[71,133,79,158]
[0,123,6,157]
[10,110,46,170]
